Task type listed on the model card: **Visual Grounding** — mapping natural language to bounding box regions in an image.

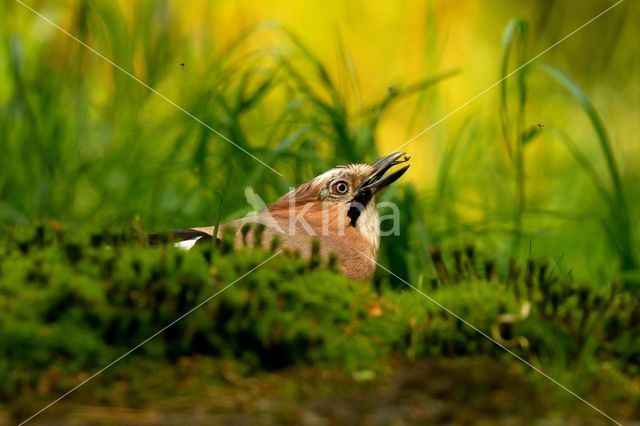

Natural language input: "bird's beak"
[359,152,411,194]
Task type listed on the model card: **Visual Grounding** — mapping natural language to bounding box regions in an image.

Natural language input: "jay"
[160,152,410,280]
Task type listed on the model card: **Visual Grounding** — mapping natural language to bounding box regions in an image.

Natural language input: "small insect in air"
[537,123,544,128]
[179,63,185,70]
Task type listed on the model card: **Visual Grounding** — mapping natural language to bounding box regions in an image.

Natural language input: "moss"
[0,224,638,405]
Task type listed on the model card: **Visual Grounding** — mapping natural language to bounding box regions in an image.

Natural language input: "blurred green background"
[1,0,639,286]
[1,0,640,423]
[1,0,639,284]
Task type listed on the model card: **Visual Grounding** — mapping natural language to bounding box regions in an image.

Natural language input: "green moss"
[0,224,638,406]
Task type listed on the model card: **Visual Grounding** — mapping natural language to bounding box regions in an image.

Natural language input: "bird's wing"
[148,228,215,249]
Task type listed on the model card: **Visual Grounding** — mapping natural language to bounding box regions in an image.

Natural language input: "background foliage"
[1,0,639,423]
[1,0,638,286]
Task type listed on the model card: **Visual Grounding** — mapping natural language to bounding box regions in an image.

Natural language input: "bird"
[153,152,410,280]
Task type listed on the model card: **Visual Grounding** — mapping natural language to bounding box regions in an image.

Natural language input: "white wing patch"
[174,236,201,250]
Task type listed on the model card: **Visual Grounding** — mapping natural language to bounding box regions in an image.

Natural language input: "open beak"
[359,152,411,194]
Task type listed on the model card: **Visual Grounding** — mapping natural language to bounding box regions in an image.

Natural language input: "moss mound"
[1,223,638,407]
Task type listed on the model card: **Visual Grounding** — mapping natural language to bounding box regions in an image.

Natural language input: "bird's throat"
[347,189,373,226]
[347,190,380,250]
[353,201,380,251]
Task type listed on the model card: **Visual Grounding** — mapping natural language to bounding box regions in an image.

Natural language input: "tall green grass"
[539,64,637,282]
[500,19,530,251]
[0,2,452,227]
[0,2,637,286]
[435,17,639,286]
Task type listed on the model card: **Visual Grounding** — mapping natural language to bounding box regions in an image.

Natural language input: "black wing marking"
[148,228,215,246]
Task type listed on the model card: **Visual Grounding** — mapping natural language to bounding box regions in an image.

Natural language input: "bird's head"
[268,152,410,247]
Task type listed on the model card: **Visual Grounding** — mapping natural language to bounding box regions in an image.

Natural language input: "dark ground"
[6,356,631,426]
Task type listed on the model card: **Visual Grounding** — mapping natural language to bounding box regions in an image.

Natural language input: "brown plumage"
[164,152,410,280]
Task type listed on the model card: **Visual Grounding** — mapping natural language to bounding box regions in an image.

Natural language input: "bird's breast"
[194,202,379,280]
[246,205,379,280]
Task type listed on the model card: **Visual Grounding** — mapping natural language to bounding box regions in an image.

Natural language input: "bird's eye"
[331,180,349,195]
